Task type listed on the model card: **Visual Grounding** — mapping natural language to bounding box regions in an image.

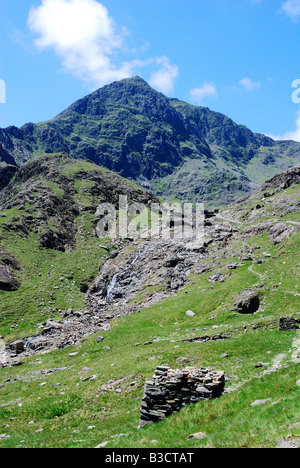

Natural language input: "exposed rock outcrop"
[87,240,204,307]
[262,164,300,192]
[0,143,17,166]
[0,265,20,291]
[0,246,22,291]
[0,245,22,271]
[235,290,260,314]
[0,152,158,251]
[0,164,18,191]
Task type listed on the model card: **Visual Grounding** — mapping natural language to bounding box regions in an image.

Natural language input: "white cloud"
[28,0,179,92]
[282,0,300,20]
[190,83,217,104]
[28,0,132,86]
[239,77,261,92]
[268,111,300,142]
[149,57,179,94]
[0,79,6,104]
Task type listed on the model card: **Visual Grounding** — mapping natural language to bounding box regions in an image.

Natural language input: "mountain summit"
[1,77,300,206]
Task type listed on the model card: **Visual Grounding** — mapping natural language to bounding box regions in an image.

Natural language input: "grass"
[0,299,298,448]
[0,231,299,447]
[0,181,299,448]
[0,216,113,339]
[42,181,63,198]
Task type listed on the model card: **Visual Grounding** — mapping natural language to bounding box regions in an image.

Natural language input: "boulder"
[9,340,25,354]
[235,290,260,314]
[268,223,294,245]
[188,432,207,440]
[186,310,196,318]
[209,272,225,283]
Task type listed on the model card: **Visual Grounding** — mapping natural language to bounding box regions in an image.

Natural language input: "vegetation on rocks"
[1,78,300,206]
[0,157,299,448]
[0,153,156,338]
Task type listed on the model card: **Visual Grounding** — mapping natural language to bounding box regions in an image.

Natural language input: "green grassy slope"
[0,153,156,339]
[0,177,299,448]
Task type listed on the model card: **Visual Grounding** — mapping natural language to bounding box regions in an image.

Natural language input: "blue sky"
[1,0,300,140]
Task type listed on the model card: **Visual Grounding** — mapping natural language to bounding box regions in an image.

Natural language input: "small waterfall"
[24,337,37,350]
[106,272,121,303]
[106,245,152,303]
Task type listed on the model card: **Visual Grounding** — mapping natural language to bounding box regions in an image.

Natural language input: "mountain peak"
[95,75,162,98]
[1,77,300,207]
[115,76,151,86]
[58,75,162,119]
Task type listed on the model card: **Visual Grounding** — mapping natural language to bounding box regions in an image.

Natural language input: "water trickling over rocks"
[106,246,153,303]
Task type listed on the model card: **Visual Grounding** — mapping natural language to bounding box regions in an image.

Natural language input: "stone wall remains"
[139,365,225,428]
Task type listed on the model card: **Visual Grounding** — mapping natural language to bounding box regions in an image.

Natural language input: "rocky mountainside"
[0,143,18,191]
[0,143,17,166]
[0,158,299,447]
[1,77,300,206]
[0,152,158,337]
[262,163,300,192]
[0,152,157,252]
[0,160,299,357]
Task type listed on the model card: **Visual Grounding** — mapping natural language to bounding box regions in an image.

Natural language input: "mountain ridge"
[1,77,300,206]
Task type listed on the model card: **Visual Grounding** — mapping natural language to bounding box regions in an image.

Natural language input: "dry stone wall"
[139,365,225,428]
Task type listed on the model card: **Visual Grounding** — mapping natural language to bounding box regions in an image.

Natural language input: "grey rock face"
[0,164,18,191]
[139,366,225,428]
[262,164,300,192]
[0,264,20,291]
[87,240,204,307]
[277,437,298,449]
[0,143,17,166]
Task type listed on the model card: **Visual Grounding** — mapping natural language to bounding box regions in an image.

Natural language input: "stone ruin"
[139,365,225,428]
[279,316,300,331]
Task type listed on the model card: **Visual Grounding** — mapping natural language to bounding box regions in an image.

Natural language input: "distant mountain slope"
[0,143,17,166]
[1,77,300,206]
